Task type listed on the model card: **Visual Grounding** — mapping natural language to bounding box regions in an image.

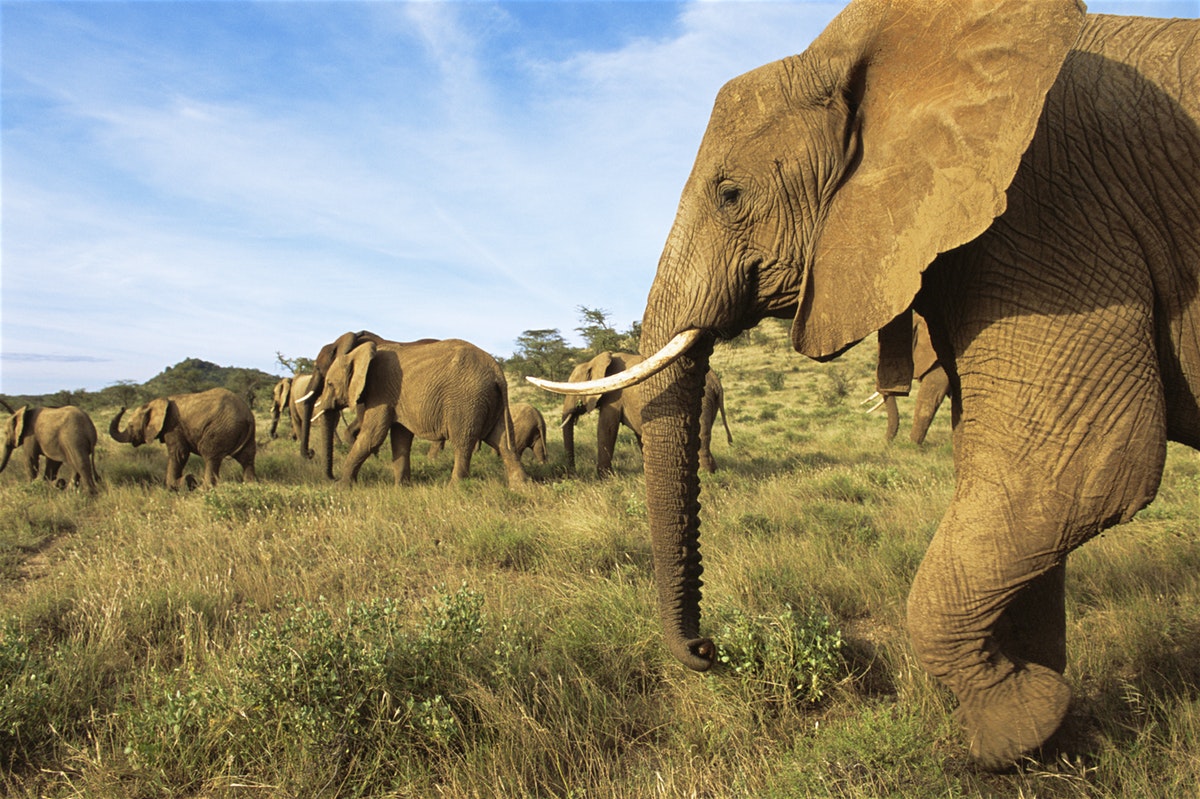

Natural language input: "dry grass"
[1,319,1197,797]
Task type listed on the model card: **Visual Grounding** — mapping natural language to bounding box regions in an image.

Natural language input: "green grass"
[1,319,1197,797]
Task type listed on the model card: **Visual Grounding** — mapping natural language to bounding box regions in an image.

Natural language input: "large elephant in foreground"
[868,313,950,445]
[560,351,732,476]
[110,388,257,489]
[533,0,1200,769]
[0,404,100,495]
[309,333,527,487]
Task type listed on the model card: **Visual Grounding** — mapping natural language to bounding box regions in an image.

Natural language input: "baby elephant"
[509,402,548,464]
[110,387,256,489]
[0,404,101,495]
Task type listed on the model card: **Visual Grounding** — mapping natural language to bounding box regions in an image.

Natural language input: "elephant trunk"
[640,325,716,671]
[109,408,133,444]
[561,412,577,472]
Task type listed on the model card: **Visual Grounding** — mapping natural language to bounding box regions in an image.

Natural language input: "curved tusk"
[865,398,886,414]
[294,390,314,405]
[859,391,881,406]
[527,329,704,396]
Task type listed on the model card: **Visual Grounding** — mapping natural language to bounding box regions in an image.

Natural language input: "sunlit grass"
[1,320,1197,797]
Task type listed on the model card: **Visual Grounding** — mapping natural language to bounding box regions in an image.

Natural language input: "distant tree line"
[1,358,279,414]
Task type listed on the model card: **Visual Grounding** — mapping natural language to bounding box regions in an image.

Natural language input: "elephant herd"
[1,330,747,494]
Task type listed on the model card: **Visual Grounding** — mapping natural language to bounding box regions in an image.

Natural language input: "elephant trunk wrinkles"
[641,333,716,671]
[109,408,132,444]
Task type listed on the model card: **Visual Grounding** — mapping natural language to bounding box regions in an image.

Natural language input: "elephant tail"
[719,390,733,445]
[500,382,517,453]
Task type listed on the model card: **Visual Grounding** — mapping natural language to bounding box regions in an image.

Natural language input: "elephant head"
[110,399,175,447]
[532,0,1085,672]
[0,405,31,473]
[299,331,386,475]
[269,377,293,439]
[560,352,618,472]
[312,340,376,418]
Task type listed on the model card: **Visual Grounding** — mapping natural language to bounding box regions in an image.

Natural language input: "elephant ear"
[580,352,617,413]
[791,0,1085,359]
[9,406,31,443]
[146,399,176,442]
[346,341,377,406]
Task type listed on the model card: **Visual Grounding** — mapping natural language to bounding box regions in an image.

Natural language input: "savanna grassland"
[2,319,1197,798]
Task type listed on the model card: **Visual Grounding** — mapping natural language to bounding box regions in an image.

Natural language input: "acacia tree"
[506,329,577,381]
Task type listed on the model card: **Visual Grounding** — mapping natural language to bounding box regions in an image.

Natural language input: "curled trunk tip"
[670,637,716,671]
[109,408,131,443]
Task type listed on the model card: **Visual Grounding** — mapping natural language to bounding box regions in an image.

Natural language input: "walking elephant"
[309,333,528,487]
[867,313,950,445]
[560,352,732,476]
[532,0,1200,769]
[0,404,100,495]
[110,387,257,489]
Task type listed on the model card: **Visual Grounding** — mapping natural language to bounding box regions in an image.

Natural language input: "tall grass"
[2,320,1197,797]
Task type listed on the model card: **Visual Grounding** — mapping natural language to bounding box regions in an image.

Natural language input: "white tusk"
[295,390,314,405]
[859,391,881,406]
[865,398,886,414]
[527,329,704,396]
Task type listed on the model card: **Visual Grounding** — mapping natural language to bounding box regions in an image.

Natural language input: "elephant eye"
[718,184,742,207]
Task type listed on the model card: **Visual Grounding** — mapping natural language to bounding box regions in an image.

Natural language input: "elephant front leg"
[165,447,192,490]
[907,495,1073,770]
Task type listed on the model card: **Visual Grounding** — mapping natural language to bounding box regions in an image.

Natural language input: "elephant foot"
[184,474,200,491]
[955,661,1071,770]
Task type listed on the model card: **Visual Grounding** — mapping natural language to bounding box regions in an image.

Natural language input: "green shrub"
[712,603,845,708]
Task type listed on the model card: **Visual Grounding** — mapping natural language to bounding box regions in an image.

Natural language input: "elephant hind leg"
[201,457,222,489]
[482,424,529,487]
[234,441,257,483]
[450,439,476,483]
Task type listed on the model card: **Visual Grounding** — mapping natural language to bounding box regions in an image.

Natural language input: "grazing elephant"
[532,0,1200,769]
[309,334,528,487]
[560,352,732,476]
[0,404,100,495]
[427,402,548,464]
[867,313,950,445]
[110,387,257,489]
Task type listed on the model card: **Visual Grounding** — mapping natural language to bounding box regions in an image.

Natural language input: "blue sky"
[2,0,1197,395]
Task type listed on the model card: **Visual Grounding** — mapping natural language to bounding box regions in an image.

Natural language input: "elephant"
[269,374,314,442]
[0,404,100,495]
[560,351,732,476]
[295,332,439,479]
[308,333,528,487]
[427,401,548,464]
[531,0,1200,769]
[110,387,257,489]
[866,313,950,445]
[510,402,549,464]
